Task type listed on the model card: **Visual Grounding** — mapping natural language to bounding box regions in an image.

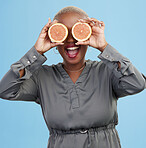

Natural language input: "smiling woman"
[0,6,145,148]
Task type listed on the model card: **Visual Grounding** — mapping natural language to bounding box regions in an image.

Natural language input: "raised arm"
[75,17,145,98]
[0,18,65,103]
[98,44,146,98]
[0,46,47,104]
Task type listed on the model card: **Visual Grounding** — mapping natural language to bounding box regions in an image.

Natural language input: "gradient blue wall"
[0,0,146,147]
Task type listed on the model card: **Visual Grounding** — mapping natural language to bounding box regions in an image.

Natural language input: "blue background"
[0,0,146,147]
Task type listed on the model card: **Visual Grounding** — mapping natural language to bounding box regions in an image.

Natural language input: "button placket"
[70,87,80,109]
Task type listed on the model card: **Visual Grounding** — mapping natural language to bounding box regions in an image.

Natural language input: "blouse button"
[27,60,30,64]
[80,129,88,134]
[33,55,36,59]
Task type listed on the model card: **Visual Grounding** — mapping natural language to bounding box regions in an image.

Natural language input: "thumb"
[75,40,90,46]
[50,42,64,48]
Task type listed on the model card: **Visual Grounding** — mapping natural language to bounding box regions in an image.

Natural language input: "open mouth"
[65,44,80,58]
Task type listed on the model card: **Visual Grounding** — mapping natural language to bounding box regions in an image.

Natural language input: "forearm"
[98,44,145,98]
[0,46,47,100]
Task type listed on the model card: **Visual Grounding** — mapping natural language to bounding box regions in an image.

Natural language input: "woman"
[0,6,145,148]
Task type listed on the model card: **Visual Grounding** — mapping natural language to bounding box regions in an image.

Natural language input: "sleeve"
[0,46,47,104]
[98,44,146,99]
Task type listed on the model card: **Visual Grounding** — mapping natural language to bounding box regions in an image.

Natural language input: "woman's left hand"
[75,17,108,52]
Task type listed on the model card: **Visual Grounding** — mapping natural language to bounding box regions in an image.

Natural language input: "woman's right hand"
[34,18,64,55]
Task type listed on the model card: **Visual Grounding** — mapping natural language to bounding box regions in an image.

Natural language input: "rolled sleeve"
[10,46,47,79]
[98,44,135,78]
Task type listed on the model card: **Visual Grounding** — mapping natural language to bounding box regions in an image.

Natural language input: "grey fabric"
[0,44,145,148]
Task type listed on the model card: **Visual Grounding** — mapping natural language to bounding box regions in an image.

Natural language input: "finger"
[78,18,99,27]
[78,18,93,24]
[78,17,93,23]
[42,19,58,33]
[48,17,51,23]
[75,40,90,46]
[46,18,58,27]
[90,21,99,27]
[50,42,64,48]
[90,17,99,22]
[89,18,102,27]
[77,19,86,23]
[41,22,51,34]
[51,19,58,25]
[90,18,105,28]
[99,21,105,30]
[41,19,58,34]
[77,19,96,29]
[44,18,52,29]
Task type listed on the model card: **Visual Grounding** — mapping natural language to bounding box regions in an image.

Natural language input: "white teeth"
[66,47,79,50]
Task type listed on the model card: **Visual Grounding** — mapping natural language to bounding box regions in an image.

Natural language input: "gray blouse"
[0,44,145,148]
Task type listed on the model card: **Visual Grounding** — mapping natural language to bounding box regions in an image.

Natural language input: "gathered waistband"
[49,123,115,136]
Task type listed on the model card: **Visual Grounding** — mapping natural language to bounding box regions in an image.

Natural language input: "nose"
[65,29,76,43]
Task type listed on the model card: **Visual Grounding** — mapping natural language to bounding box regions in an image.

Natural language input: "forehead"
[57,12,87,29]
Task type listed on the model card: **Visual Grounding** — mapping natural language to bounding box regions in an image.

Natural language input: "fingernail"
[78,19,83,21]
[48,18,51,23]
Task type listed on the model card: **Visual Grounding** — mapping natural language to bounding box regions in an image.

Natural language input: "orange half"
[72,22,92,42]
[48,23,68,43]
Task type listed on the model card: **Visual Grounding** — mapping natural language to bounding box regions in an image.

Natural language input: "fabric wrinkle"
[48,123,116,148]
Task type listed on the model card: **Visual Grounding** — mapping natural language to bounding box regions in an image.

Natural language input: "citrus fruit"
[72,22,92,42]
[48,23,68,43]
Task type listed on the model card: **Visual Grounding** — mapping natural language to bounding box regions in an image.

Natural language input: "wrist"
[37,51,44,55]
[98,41,108,52]
[34,45,44,55]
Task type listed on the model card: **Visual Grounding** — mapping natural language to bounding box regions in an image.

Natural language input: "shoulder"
[87,59,112,75]
[32,63,61,77]
[87,59,106,69]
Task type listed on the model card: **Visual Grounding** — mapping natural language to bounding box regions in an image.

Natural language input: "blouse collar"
[56,59,92,85]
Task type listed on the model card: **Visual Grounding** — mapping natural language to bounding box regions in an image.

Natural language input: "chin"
[64,52,86,66]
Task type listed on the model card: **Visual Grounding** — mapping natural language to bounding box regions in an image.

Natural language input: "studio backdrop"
[0,0,146,148]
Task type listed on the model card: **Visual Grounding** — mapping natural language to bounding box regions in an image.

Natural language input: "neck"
[62,60,86,72]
